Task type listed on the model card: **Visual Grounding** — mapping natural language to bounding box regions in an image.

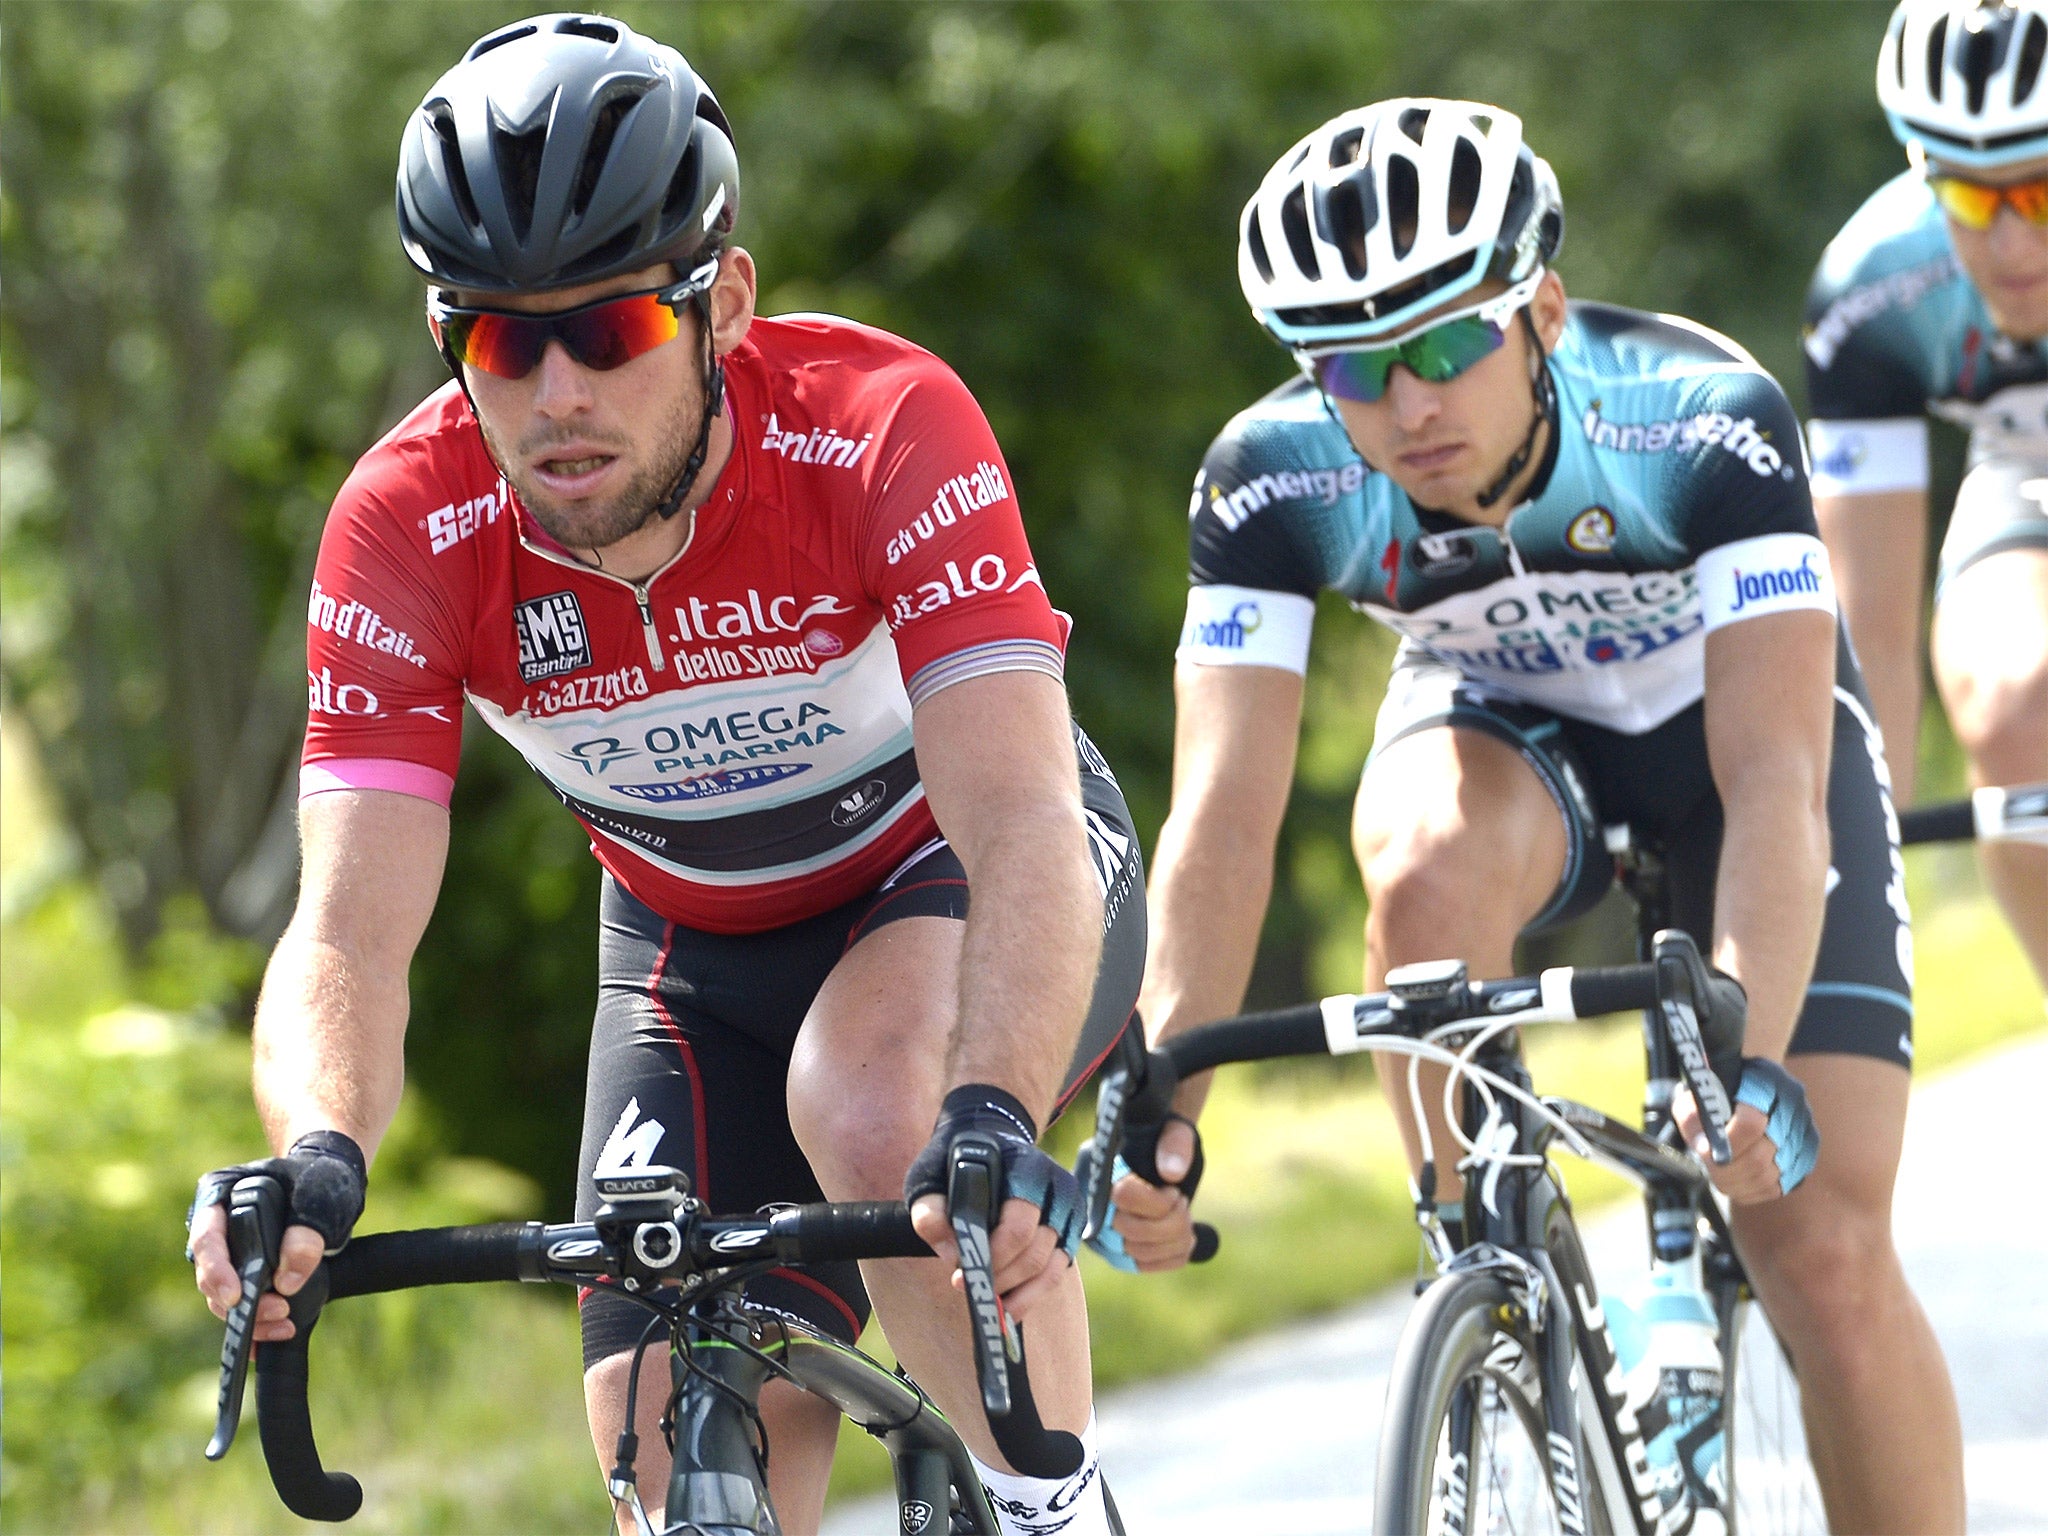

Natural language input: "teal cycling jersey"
[1803,169,2048,493]
[1180,301,1837,734]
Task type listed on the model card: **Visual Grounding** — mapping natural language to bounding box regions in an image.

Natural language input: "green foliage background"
[8,2,2036,1530]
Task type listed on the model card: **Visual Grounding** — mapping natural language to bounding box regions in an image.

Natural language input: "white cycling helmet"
[1238,98,1562,351]
[1878,0,2048,168]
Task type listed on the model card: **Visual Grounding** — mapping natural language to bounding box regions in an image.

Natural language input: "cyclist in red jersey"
[188,17,1138,1534]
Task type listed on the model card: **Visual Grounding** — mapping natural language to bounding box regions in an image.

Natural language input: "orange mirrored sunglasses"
[1926,169,2048,231]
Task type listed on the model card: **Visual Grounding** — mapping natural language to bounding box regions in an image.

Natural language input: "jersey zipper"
[516,518,697,675]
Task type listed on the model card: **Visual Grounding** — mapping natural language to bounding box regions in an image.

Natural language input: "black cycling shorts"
[1369,645,1915,1070]
[576,722,1145,1367]
[1936,454,2048,600]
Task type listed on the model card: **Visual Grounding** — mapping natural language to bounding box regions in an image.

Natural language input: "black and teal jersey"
[1179,301,1837,734]
[1803,170,2048,495]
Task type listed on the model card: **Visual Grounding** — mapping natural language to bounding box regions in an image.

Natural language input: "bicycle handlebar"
[1899,781,2048,847]
[218,1195,943,1522]
[1078,929,1746,1247]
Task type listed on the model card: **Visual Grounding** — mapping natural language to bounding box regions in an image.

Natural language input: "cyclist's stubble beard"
[481,376,702,554]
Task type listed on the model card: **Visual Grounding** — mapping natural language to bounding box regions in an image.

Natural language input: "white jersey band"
[1805,418,1929,498]
[1698,533,1837,632]
[1177,584,1317,673]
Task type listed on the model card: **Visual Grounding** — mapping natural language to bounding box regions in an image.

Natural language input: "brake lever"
[1652,929,1742,1166]
[1075,1028,1146,1244]
[947,1136,1013,1419]
[206,1174,285,1461]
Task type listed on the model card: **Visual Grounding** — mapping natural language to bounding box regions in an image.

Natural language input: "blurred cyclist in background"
[1112,97,1964,1532]
[1805,0,2048,993]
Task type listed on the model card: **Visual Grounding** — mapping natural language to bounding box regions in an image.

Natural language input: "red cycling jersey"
[303,313,1068,933]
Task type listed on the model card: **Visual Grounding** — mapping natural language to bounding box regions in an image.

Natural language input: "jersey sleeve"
[1800,240,1942,499]
[859,358,1066,708]
[301,460,470,805]
[1178,412,1329,673]
[1665,370,1838,635]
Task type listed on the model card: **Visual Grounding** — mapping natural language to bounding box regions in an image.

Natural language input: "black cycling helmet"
[396,12,738,293]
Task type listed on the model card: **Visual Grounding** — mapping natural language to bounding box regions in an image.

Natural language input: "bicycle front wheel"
[1723,1293,1826,1535]
[1375,1270,1591,1536]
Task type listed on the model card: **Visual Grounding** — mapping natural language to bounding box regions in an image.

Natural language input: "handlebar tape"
[1564,963,1661,1019]
[323,1224,534,1301]
[1898,799,1974,847]
[1163,1003,1328,1075]
[773,1202,933,1263]
[254,1268,362,1522]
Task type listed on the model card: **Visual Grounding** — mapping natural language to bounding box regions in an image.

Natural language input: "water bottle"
[1602,1260,1728,1535]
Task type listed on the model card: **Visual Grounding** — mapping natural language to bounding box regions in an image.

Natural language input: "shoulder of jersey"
[1559,300,1768,387]
[1808,170,1963,315]
[1207,374,1349,465]
[746,311,953,385]
[341,380,504,542]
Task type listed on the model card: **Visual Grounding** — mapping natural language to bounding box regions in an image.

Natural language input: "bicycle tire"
[1375,1269,1595,1536]
[1722,1292,1827,1535]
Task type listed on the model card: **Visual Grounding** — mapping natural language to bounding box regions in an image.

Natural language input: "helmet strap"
[1474,309,1557,512]
[652,291,725,522]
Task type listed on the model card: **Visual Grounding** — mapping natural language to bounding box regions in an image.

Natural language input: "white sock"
[969,1412,1111,1536]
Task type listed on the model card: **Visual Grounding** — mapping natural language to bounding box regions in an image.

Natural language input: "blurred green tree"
[3,0,1904,1208]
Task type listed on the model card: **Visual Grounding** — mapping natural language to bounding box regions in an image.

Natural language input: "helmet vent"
[1329,126,1365,167]
[1245,209,1275,284]
[1280,185,1319,278]
[1960,12,2008,112]
[2018,14,2047,101]
[578,224,643,279]
[1396,106,1430,144]
[556,16,621,44]
[427,103,483,231]
[573,88,646,219]
[660,136,703,224]
[493,118,550,243]
[1928,16,1951,100]
[467,21,537,62]
[1447,138,1483,235]
[1286,142,1312,173]
[1326,179,1373,280]
[1895,17,1911,89]
[1387,153,1420,258]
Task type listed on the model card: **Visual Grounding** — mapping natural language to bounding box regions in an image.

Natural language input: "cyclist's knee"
[1364,830,1523,966]
[1743,1200,1903,1357]
[788,1085,930,1203]
[1943,658,2048,777]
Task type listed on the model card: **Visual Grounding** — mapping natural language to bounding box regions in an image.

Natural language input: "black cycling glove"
[187,1130,368,1258]
[904,1084,1083,1260]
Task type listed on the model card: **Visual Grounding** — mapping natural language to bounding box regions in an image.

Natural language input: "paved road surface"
[825,1032,2048,1533]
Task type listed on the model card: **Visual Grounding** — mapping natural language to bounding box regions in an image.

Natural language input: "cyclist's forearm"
[252,925,409,1161]
[1138,804,1278,1120]
[947,806,1101,1125]
[1710,774,1830,1062]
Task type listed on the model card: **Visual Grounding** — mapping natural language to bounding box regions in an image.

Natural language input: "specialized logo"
[830,778,889,828]
[1581,403,1785,477]
[1727,551,1824,614]
[886,554,1044,629]
[1803,253,1959,370]
[1084,807,1133,906]
[595,1097,666,1173]
[1182,600,1262,650]
[308,579,430,669]
[885,460,1011,565]
[515,592,592,682]
[424,479,509,554]
[614,763,811,803]
[760,411,874,469]
[1204,462,1366,531]
[1566,506,1616,555]
[1410,530,1482,578]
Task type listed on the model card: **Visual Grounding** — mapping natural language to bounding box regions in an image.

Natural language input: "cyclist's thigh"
[578,877,870,1361]
[1357,656,1605,933]
[1931,454,2048,607]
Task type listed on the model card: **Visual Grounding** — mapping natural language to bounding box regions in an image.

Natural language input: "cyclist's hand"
[1674,1059,1817,1203]
[188,1132,367,1340]
[905,1085,1079,1321]
[1102,1115,1204,1272]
